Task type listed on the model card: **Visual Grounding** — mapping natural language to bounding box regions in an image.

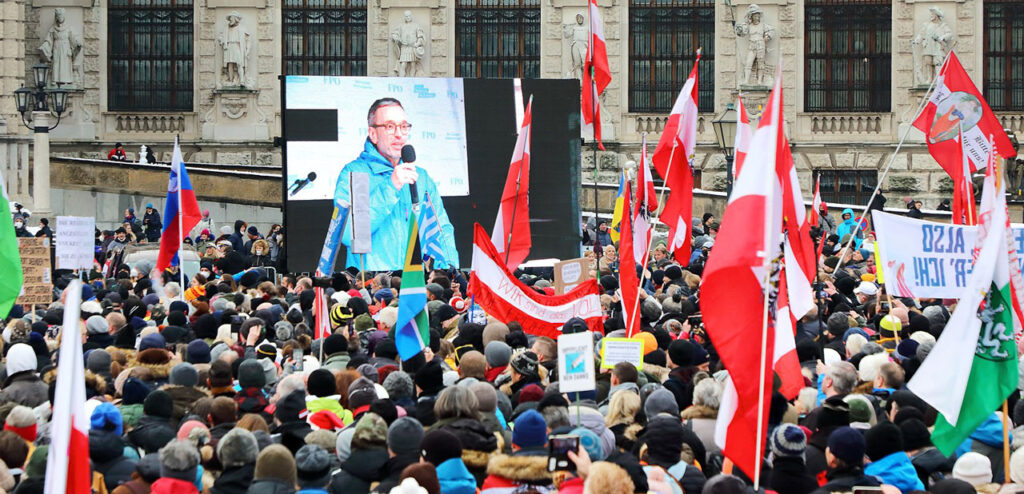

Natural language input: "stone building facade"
[1,0,1023,214]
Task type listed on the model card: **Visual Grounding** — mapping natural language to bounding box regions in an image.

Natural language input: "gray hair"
[827,361,858,395]
[160,439,200,471]
[542,406,571,430]
[860,342,884,355]
[692,378,723,410]
[274,374,306,403]
[367,98,404,127]
[434,385,480,421]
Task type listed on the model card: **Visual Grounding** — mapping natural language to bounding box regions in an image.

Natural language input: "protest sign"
[557,332,595,393]
[871,210,1024,299]
[600,337,644,370]
[56,216,95,270]
[17,238,51,306]
[554,258,592,294]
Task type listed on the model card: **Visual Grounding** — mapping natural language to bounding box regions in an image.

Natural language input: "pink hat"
[202,210,210,218]
[201,228,210,236]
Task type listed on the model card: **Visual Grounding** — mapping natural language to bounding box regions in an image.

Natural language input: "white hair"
[797,387,818,414]
[845,333,867,356]
[693,377,723,410]
[858,352,890,383]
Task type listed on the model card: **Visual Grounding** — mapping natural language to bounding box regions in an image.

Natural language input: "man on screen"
[333,97,459,271]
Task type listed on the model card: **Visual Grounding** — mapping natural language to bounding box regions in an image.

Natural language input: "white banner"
[871,211,1024,299]
[557,332,595,393]
[55,216,94,270]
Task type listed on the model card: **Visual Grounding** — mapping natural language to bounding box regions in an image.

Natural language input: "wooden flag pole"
[1004,400,1011,483]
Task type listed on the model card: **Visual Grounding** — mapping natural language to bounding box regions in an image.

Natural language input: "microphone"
[289,172,317,197]
[401,145,418,205]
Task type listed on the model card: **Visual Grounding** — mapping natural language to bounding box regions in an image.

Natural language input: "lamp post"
[13,63,68,218]
[712,103,738,195]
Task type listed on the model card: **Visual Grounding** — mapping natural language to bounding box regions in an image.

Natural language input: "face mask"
[13,222,22,228]
[255,249,263,255]
[201,270,211,277]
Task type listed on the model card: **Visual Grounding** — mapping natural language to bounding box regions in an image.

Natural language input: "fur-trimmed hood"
[680,405,718,420]
[643,363,671,384]
[129,349,174,379]
[485,453,553,484]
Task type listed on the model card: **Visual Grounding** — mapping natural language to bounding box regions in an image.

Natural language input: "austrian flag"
[469,224,603,338]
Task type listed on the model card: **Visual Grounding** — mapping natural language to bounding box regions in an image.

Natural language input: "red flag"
[652,53,700,264]
[952,126,977,225]
[912,52,1015,179]
[314,270,331,339]
[619,180,641,337]
[774,262,805,400]
[734,95,752,179]
[581,0,610,150]
[469,224,604,338]
[45,279,91,494]
[705,73,786,481]
[809,176,821,228]
[492,97,533,270]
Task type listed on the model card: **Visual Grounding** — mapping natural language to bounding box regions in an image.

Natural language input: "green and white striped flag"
[0,173,23,319]
[908,146,1019,455]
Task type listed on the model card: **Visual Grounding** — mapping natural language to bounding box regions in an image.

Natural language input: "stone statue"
[391,11,425,77]
[912,7,954,86]
[39,8,82,87]
[218,11,251,87]
[563,13,587,80]
[734,4,775,87]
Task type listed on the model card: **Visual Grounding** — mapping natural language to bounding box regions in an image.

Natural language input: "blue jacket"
[864,452,924,493]
[436,457,476,494]
[835,208,864,248]
[333,139,458,271]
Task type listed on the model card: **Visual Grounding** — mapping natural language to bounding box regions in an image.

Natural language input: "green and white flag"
[908,147,1020,455]
[0,174,23,319]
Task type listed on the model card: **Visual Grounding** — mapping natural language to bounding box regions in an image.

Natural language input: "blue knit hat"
[121,377,153,405]
[771,423,806,458]
[571,427,605,461]
[512,409,547,449]
[139,333,166,352]
[828,426,866,465]
[90,402,124,436]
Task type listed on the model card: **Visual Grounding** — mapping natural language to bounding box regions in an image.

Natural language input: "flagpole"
[960,122,977,226]
[176,135,185,301]
[833,45,953,274]
[1003,400,1011,482]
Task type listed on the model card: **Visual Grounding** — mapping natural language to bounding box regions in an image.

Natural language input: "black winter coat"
[245,479,296,494]
[213,463,257,494]
[766,456,818,494]
[127,415,176,454]
[90,429,138,491]
[328,448,388,494]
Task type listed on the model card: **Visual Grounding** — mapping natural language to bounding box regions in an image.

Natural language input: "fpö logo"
[420,130,437,141]
[413,85,436,98]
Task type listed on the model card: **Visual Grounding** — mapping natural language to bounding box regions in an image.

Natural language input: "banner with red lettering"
[469,224,604,338]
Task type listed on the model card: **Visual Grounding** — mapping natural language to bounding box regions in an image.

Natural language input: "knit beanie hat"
[388,417,424,457]
[421,429,462,466]
[254,444,298,486]
[348,377,378,411]
[900,418,931,451]
[864,421,903,461]
[122,377,153,405]
[644,388,679,418]
[771,423,806,458]
[485,341,512,368]
[307,369,338,398]
[159,440,200,482]
[217,428,259,468]
[88,402,123,436]
[512,409,547,449]
[275,390,309,423]
[5,405,38,442]
[238,359,266,388]
[86,350,112,376]
[572,427,605,461]
[827,426,866,465]
[144,390,173,419]
[382,371,414,400]
[352,412,388,449]
[510,350,540,378]
[953,452,993,486]
[86,315,108,335]
[169,362,199,387]
[414,360,444,394]
[295,445,332,488]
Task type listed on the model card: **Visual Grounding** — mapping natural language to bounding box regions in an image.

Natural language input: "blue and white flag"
[419,192,451,268]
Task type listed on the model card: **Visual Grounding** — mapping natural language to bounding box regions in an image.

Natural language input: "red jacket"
[149,477,198,494]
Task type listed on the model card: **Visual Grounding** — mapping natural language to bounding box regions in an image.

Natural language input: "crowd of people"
[1,195,1019,494]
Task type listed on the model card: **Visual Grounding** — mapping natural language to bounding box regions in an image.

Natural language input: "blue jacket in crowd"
[864,451,925,493]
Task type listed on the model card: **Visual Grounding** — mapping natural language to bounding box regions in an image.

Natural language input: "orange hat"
[636,332,658,355]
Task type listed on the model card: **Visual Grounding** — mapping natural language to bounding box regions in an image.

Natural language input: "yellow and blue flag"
[610,172,626,243]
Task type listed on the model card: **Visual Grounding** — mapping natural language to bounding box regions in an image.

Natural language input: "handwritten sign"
[600,337,644,370]
[56,216,94,270]
[557,331,595,393]
[17,237,51,305]
[554,258,592,295]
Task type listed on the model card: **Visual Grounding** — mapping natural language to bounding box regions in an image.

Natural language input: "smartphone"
[547,435,579,472]
[293,348,304,372]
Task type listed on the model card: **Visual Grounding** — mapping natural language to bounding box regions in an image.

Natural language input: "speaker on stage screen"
[282,76,581,274]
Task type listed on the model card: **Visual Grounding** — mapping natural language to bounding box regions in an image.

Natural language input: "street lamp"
[12,63,67,217]
[712,103,738,194]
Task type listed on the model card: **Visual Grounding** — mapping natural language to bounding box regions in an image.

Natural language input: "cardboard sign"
[56,216,95,270]
[554,258,592,294]
[600,337,644,370]
[17,237,52,306]
[557,331,595,393]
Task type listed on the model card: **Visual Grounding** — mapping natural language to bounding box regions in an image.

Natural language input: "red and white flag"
[45,279,91,494]
[912,52,1016,179]
[633,134,656,262]
[618,180,641,337]
[469,224,603,338]
[733,96,752,179]
[952,126,977,225]
[809,176,822,228]
[704,73,802,481]
[581,0,611,150]
[652,52,700,264]
[492,97,533,270]
[314,271,331,339]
